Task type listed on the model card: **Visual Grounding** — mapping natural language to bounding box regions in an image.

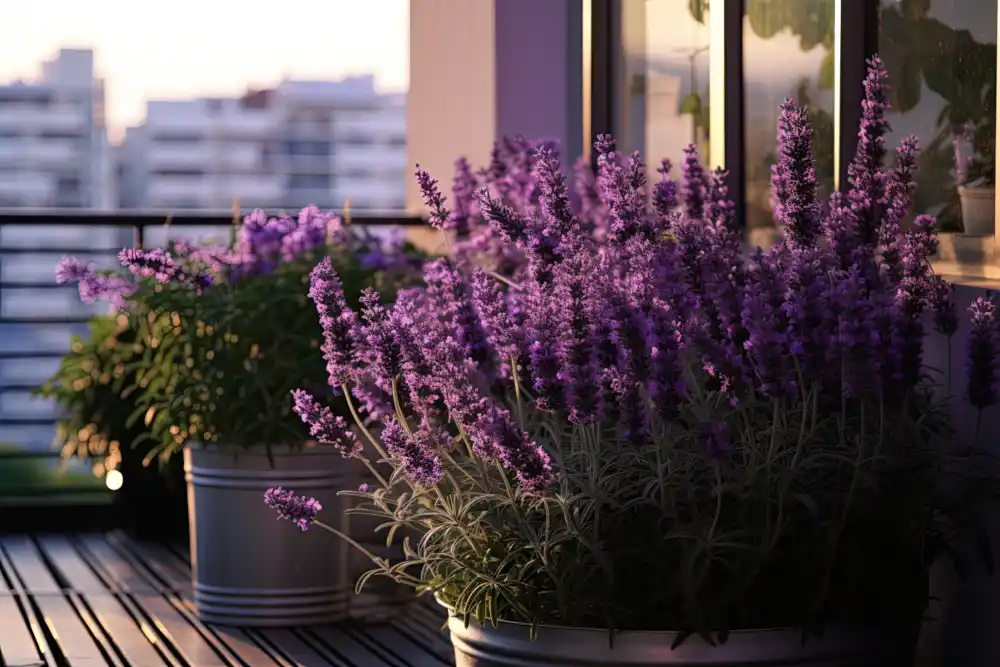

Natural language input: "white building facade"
[118,75,407,212]
[0,49,112,209]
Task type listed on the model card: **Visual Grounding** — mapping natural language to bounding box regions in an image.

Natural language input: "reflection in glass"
[743,0,836,231]
[881,0,997,234]
[618,0,712,180]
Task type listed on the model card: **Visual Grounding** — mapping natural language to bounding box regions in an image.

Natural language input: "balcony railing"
[0,209,425,511]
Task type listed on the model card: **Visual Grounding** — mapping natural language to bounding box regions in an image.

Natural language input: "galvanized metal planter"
[446,610,895,667]
[184,444,409,626]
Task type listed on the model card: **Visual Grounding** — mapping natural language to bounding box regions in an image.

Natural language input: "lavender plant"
[271,58,998,640]
[52,207,423,463]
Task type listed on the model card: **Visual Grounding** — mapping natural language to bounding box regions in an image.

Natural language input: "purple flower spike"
[680,144,708,222]
[846,56,891,247]
[469,407,554,493]
[118,247,177,282]
[55,256,94,284]
[771,99,821,248]
[967,296,999,410]
[415,164,450,230]
[264,487,322,531]
[291,389,360,456]
[380,419,444,486]
[308,257,359,389]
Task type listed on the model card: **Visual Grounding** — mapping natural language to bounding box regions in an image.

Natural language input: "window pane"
[618,0,712,180]
[743,0,836,234]
[881,0,997,235]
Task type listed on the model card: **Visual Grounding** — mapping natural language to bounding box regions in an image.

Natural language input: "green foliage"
[333,364,991,639]
[126,245,421,463]
[35,315,146,475]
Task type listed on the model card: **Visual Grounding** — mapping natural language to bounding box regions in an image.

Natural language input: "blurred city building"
[116,75,407,211]
[0,49,112,209]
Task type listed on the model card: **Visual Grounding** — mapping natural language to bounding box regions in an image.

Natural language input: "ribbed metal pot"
[340,480,415,622]
[446,610,895,666]
[185,444,354,626]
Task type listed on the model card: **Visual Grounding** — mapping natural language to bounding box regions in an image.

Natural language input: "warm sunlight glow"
[105,469,124,491]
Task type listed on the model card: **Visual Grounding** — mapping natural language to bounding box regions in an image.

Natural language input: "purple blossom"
[415,165,450,230]
[846,55,891,247]
[450,157,479,237]
[359,288,402,395]
[264,487,322,531]
[554,254,602,424]
[680,144,709,222]
[880,136,919,283]
[471,268,524,376]
[652,159,678,224]
[468,406,554,493]
[380,419,444,486]
[700,421,731,460]
[291,389,360,456]
[55,256,93,284]
[967,296,999,410]
[308,257,359,389]
[928,278,959,337]
[771,99,821,248]
[594,135,649,246]
[118,248,177,282]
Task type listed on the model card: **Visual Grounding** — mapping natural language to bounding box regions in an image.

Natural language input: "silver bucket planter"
[446,608,896,666]
[184,444,411,626]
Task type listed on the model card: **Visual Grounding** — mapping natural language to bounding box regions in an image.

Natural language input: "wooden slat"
[74,536,155,594]
[1,537,60,594]
[354,625,450,667]
[306,626,404,667]
[259,629,341,667]
[31,594,108,666]
[133,594,230,667]
[110,536,190,595]
[208,627,285,667]
[78,594,171,667]
[0,595,45,667]
[390,617,453,663]
[35,536,108,594]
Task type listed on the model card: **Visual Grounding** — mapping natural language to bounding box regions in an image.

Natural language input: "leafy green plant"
[53,209,425,465]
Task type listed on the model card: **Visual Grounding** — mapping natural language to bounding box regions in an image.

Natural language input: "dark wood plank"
[31,593,109,666]
[0,537,60,594]
[354,625,450,667]
[259,628,341,667]
[390,616,453,663]
[78,593,171,667]
[35,536,108,594]
[132,594,231,667]
[74,535,155,594]
[305,626,401,667]
[207,627,285,667]
[0,595,45,667]
[110,535,190,595]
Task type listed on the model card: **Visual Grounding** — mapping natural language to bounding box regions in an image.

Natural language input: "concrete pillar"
[406,0,584,222]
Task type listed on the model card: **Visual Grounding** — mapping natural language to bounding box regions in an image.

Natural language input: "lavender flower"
[308,257,359,388]
[468,406,554,492]
[846,56,891,247]
[264,487,322,531]
[771,99,821,248]
[359,288,402,395]
[380,419,444,485]
[415,165,450,230]
[118,248,177,282]
[55,256,93,284]
[651,159,678,223]
[450,157,479,237]
[680,144,708,222]
[967,296,999,410]
[471,268,524,375]
[291,389,360,456]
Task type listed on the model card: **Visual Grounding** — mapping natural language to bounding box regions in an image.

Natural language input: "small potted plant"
[269,59,997,665]
[957,108,996,235]
[54,207,423,626]
[35,314,188,541]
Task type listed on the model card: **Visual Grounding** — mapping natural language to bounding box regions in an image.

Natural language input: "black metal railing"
[0,209,426,511]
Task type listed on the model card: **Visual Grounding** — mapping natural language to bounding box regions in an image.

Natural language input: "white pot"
[958,185,995,236]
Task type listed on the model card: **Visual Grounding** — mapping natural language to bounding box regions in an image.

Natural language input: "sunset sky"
[0,0,409,133]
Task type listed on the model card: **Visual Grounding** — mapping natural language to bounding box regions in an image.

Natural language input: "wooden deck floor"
[0,532,453,666]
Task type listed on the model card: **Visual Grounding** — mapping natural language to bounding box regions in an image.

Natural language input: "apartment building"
[0,49,112,209]
[118,75,407,212]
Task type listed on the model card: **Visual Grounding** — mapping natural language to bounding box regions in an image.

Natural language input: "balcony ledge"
[932,232,1000,287]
